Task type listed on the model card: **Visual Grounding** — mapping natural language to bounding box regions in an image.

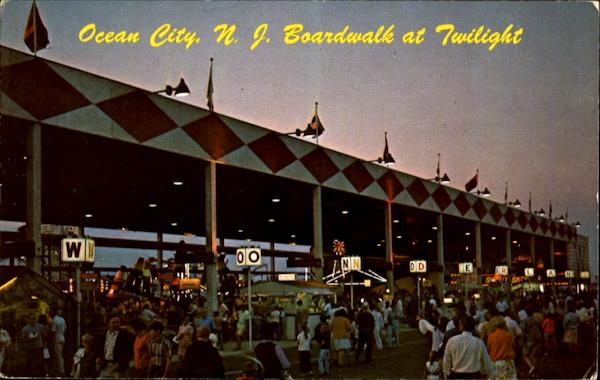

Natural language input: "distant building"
[567,234,589,273]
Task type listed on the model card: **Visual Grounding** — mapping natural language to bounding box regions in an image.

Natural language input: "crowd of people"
[417,290,597,379]
[0,288,596,379]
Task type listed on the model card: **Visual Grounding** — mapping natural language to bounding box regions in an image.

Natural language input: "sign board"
[459,262,474,274]
[341,256,361,272]
[546,269,556,278]
[495,265,509,276]
[61,238,95,263]
[524,267,535,277]
[364,279,371,287]
[564,270,575,279]
[277,273,296,281]
[580,271,590,279]
[236,247,262,266]
[178,278,201,290]
[410,260,427,273]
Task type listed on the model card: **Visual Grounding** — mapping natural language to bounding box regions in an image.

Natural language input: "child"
[146,321,172,378]
[71,334,98,378]
[297,323,312,375]
[423,351,440,380]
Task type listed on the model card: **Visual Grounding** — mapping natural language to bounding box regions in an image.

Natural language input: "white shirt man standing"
[443,316,494,379]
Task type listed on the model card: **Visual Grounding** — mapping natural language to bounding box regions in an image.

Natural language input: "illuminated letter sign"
[61,238,95,263]
[524,268,535,277]
[410,260,427,273]
[459,262,474,274]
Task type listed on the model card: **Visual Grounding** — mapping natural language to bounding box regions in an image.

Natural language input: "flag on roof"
[23,0,49,54]
[381,132,395,164]
[207,58,214,112]
[303,102,324,138]
[465,172,478,192]
[549,202,552,218]
[528,192,532,212]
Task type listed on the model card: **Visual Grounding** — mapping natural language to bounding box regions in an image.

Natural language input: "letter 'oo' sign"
[236,247,262,266]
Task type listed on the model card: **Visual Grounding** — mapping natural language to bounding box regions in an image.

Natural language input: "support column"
[433,214,445,300]
[384,202,394,296]
[530,235,535,269]
[549,239,555,296]
[505,229,512,296]
[157,232,163,297]
[25,123,42,273]
[312,186,324,279]
[205,162,219,314]
[475,222,482,286]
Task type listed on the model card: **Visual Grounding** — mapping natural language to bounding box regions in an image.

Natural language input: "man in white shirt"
[443,316,494,379]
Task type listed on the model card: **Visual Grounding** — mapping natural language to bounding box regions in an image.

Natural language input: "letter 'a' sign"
[495,265,509,276]
[235,247,262,266]
[410,260,427,273]
[61,238,95,263]
[546,269,556,278]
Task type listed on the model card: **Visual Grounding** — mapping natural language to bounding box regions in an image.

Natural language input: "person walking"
[21,314,45,378]
[131,318,151,378]
[519,305,542,376]
[355,303,375,363]
[486,318,517,380]
[71,333,98,378]
[50,307,67,377]
[95,314,134,378]
[296,324,312,375]
[562,301,579,355]
[175,314,195,361]
[146,322,172,378]
[314,315,331,376]
[254,323,290,379]
[442,316,494,379]
[179,325,225,378]
[372,305,384,350]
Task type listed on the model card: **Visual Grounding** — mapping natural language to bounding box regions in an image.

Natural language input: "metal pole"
[75,264,81,345]
[350,272,354,310]
[248,268,252,351]
[417,275,421,316]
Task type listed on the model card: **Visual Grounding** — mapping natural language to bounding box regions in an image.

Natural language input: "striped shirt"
[147,337,172,367]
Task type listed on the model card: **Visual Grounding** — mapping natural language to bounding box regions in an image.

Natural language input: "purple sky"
[1,1,597,275]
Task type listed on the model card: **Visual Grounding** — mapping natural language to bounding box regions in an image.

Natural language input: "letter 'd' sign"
[61,238,95,263]
[410,260,427,273]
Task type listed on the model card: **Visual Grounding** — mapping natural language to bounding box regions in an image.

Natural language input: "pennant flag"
[303,102,324,138]
[528,192,532,212]
[207,57,214,112]
[504,182,508,204]
[23,1,49,54]
[465,172,478,192]
[549,202,552,218]
[381,132,395,164]
[565,207,568,221]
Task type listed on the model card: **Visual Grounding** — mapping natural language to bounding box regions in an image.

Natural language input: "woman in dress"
[330,308,352,367]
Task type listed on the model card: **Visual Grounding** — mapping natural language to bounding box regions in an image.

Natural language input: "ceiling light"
[432,226,438,230]
[393,219,399,223]
[465,232,471,236]
[237,229,244,233]
[427,239,432,244]
[173,180,183,186]
[272,197,281,203]
[148,203,158,208]
[171,222,178,227]
[291,234,296,238]
[268,218,275,223]
[512,240,517,244]
[341,210,349,215]
[491,236,497,240]
[396,235,402,239]
[84,213,93,218]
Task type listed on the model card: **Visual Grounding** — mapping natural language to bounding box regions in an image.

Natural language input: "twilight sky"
[1,1,598,275]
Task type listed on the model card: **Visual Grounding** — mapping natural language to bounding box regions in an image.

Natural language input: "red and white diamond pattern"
[0,46,575,241]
